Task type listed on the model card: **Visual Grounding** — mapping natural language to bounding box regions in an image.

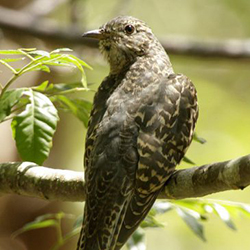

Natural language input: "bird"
[77,16,199,250]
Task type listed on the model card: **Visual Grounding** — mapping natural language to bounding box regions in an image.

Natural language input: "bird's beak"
[82,29,105,40]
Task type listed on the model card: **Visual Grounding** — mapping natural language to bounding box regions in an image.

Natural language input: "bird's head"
[82,16,159,74]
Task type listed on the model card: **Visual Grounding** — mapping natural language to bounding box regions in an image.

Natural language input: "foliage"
[126,199,249,249]
[12,212,79,250]
[126,199,250,250]
[13,199,250,250]
[0,48,92,164]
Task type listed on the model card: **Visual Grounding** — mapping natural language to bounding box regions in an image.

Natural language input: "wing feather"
[114,74,198,249]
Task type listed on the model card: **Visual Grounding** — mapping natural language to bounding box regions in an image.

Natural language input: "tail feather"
[114,189,162,250]
[77,169,133,250]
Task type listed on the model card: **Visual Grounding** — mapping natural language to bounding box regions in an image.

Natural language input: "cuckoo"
[77,16,199,250]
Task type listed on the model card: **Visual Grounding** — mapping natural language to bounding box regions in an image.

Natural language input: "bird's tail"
[113,188,162,250]
[77,199,129,250]
[76,172,133,250]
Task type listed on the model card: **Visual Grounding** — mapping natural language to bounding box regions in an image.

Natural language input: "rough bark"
[0,155,249,202]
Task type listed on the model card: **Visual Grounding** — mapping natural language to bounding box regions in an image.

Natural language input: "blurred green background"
[0,0,250,249]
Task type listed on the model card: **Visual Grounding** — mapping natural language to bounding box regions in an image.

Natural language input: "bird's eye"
[124,25,135,35]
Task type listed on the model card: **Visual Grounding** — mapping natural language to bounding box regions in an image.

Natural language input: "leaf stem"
[0,60,18,74]
[49,87,89,96]
[0,55,45,98]
[1,115,16,123]
[0,74,18,98]
[18,49,36,61]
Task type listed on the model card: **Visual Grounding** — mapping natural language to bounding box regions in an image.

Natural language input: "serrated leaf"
[126,227,146,250]
[177,207,206,241]
[56,95,91,127]
[11,90,59,164]
[0,89,24,122]
[212,203,236,230]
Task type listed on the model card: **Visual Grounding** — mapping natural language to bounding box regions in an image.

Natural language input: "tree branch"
[22,0,68,18]
[0,155,249,202]
[1,6,250,59]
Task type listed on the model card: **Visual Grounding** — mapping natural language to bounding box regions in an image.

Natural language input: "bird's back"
[78,70,198,250]
[78,15,198,250]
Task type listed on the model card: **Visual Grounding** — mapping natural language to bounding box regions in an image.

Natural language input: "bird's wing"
[114,74,198,249]
[77,77,140,250]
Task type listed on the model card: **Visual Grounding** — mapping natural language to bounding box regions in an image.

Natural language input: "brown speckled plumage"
[77,16,198,250]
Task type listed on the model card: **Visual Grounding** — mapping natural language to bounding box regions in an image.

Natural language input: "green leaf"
[126,227,146,250]
[31,54,88,88]
[0,89,24,122]
[37,82,83,94]
[140,209,164,228]
[0,57,25,63]
[29,50,50,57]
[73,215,83,229]
[33,81,50,92]
[23,64,50,73]
[183,156,195,165]
[212,203,236,230]
[40,61,74,68]
[0,50,24,55]
[11,89,59,164]
[51,48,73,54]
[172,200,207,215]
[176,207,206,241]
[51,55,88,87]
[67,54,92,70]
[238,203,250,218]
[63,55,87,87]
[51,82,83,91]
[12,219,57,238]
[34,212,72,222]
[153,201,173,214]
[193,133,206,144]
[20,48,37,52]
[56,95,91,127]
[72,99,92,127]
[63,227,81,243]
